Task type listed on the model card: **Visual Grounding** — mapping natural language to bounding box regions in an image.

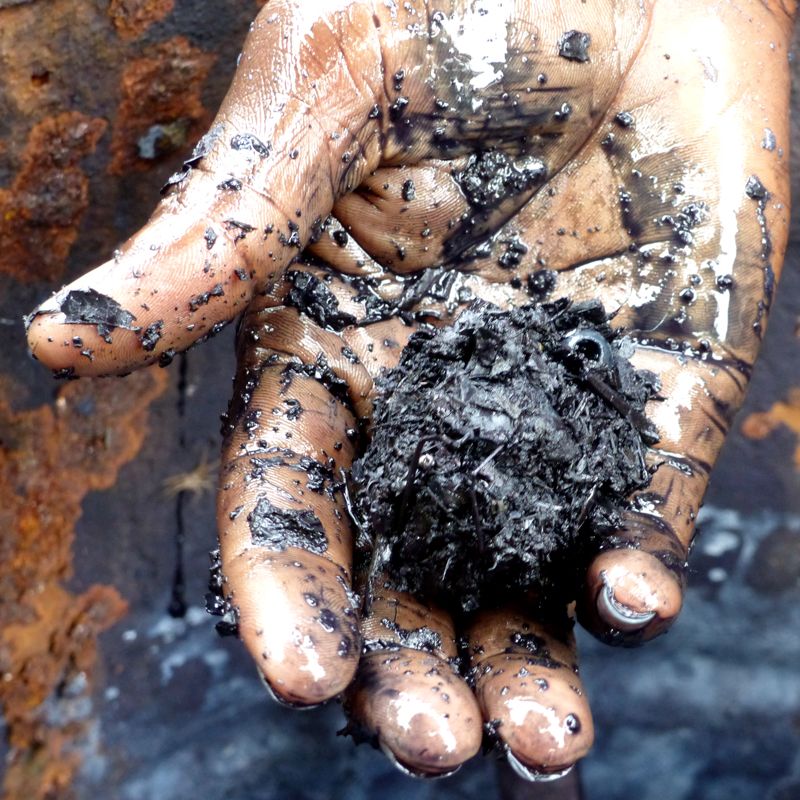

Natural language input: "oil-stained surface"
[1,1,800,799]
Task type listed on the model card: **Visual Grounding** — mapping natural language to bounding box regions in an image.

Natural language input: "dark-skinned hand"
[26,0,794,782]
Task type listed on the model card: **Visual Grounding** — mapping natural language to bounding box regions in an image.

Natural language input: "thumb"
[26,0,383,376]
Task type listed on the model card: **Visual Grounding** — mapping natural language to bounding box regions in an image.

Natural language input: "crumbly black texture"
[350,300,659,613]
[247,496,328,555]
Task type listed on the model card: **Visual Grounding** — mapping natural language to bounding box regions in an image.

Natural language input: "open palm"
[27,0,793,780]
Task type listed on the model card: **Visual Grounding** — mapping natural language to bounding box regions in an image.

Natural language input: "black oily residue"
[248,496,328,555]
[60,289,138,338]
[364,618,443,654]
[349,300,659,612]
[446,151,546,261]
[455,151,545,210]
[140,319,164,351]
[286,270,357,331]
[558,30,591,63]
[205,548,239,637]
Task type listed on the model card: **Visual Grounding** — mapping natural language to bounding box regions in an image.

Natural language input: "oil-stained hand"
[26,0,795,781]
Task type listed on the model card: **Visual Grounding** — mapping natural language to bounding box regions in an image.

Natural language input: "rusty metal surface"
[0,2,799,799]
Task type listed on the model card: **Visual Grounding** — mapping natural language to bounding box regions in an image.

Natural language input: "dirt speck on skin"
[350,300,659,612]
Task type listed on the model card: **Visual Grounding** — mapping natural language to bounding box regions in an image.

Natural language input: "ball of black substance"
[349,299,660,613]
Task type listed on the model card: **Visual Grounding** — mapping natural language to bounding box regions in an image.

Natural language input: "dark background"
[1,3,799,798]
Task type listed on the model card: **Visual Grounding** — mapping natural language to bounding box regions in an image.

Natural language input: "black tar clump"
[350,299,659,613]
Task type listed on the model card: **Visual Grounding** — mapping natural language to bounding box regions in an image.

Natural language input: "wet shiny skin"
[26,0,794,780]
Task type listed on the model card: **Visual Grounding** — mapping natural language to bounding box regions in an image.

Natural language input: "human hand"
[26,0,794,780]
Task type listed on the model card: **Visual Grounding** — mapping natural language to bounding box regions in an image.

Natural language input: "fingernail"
[348,650,482,774]
[506,751,574,783]
[380,741,461,780]
[257,668,324,711]
[597,581,656,632]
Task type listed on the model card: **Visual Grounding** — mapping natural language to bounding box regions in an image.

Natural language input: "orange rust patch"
[0,368,168,800]
[109,0,175,40]
[109,36,216,175]
[741,388,800,466]
[0,112,107,283]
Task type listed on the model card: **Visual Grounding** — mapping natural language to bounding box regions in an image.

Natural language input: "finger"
[467,608,594,779]
[576,0,793,641]
[344,586,483,777]
[577,347,751,643]
[216,301,376,705]
[26,0,385,376]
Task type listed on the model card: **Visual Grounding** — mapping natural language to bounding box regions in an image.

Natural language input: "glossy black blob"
[498,237,529,269]
[218,177,243,191]
[558,30,591,63]
[527,269,557,298]
[188,284,224,312]
[614,111,635,128]
[745,175,768,200]
[401,179,416,202]
[455,151,546,209]
[553,102,572,122]
[248,496,328,554]
[205,548,240,638]
[230,133,271,157]
[140,319,164,351]
[60,289,138,338]
[663,202,708,247]
[350,300,658,612]
[565,714,582,734]
[285,270,357,331]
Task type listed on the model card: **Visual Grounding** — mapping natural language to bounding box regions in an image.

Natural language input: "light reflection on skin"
[392,692,461,755]
[506,695,568,751]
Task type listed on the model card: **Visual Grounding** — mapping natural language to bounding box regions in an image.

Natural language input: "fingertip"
[346,649,482,776]
[228,548,360,706]
[580,549,684,644]
[476,655,594,775]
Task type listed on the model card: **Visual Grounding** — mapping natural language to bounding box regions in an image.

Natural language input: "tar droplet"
[558,30,591,63]
[317,608,339,633]
[527,269,556,298]
[565,714,582,734]
[402,179,416,201]
[614,111,634,128]
[140,320,164,351]
[553,102,572,122]
[389,96,409,122]
[745,175,768,200]
[230,133,271,157]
